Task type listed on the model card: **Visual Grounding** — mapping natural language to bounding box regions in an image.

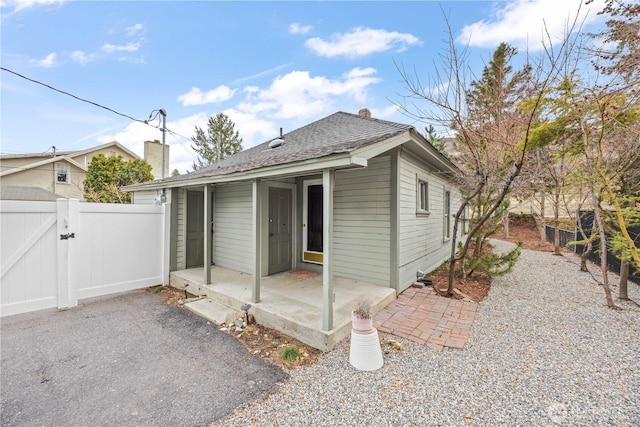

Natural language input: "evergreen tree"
[191,113,243,170]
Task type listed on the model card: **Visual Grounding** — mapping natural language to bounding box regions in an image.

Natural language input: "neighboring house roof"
[127,111,457,191]
[0,141,138,161]
[0,155,85,177]
[0,186,65,201]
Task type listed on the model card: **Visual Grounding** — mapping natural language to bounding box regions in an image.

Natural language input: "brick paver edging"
[373,284,478,351]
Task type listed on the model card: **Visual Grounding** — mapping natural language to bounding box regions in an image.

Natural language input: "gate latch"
[60,233,76,240]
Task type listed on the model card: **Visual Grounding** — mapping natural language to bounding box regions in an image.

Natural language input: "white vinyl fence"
[1,199,169,317]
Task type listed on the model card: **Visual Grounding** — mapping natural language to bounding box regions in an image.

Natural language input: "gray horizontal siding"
[131,189,167,205]
[176,189,186,270]
[398,152,459,291]
[214,182,253,274]
[333,156,391,287]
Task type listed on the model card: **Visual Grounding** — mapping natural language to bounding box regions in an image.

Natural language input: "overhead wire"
[1,66,158,129]
[0,66,198,164]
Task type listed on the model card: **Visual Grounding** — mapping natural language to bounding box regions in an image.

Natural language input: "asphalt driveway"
[1,290,288,426]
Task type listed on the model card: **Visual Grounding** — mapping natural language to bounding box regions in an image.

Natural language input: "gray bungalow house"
[126,110,463,349]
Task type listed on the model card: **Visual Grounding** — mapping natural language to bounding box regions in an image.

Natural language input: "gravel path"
[215,241,640,426]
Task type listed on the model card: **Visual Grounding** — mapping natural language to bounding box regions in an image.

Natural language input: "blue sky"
[1,0,607,173]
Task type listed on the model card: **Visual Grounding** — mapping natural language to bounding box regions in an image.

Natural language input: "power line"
[1,66,156,128]
[1,66,202,165]
[166,129,199,162]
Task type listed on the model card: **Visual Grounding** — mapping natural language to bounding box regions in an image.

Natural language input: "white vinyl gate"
[1,199,169,317]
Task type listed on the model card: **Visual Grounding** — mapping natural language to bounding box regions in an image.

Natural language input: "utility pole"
[159,109,167,203]
[159,109,167,180]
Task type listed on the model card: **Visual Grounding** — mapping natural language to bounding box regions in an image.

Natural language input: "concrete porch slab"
[170,266,396,351]
[185,298,241,325]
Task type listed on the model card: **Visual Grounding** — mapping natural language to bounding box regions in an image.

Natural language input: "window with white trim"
[416,177,430,214]
[56,163,69,184]
[460,205,469,235]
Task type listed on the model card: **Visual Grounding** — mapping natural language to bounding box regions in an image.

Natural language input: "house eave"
[0,155,87,178]
[124,152,368,192]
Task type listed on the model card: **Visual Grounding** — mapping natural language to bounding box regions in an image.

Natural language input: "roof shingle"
[158,111,412,184]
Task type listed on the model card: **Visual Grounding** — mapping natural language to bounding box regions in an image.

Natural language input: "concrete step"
[184,298,241,325]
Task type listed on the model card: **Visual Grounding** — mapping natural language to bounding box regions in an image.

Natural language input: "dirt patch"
[500,215,556,252]
[423,217,554,303]
[426,266,492,303]
[148,285,322,370]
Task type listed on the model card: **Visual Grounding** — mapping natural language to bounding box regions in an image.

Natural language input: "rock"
[234,319,244,328]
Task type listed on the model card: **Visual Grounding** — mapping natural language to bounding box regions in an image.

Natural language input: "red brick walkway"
[373,284,478,351]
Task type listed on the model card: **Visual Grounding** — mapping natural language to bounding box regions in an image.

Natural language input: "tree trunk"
[576,212,591,272]
[504,211,510,239]
[619,260,629,300]
[540,190,546,243]
[553,191,561,255]
[591,192,616,309]
[580,242,592,272]
[447,180,487,296]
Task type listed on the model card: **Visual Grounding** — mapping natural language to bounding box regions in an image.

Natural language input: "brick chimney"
[144,140,170,179]
[358,108,371,118]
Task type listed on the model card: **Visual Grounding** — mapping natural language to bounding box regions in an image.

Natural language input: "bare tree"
[395,14,578,295]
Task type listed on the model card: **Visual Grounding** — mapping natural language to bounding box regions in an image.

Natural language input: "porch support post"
[390,149,400,294]
[322,168,335,331]
[203,184,212,285]
[252,179,261,303]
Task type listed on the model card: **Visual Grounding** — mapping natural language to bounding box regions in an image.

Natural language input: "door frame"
[184,187,215,268]
[260,181,296,277]
[267,186,293,275]
[302,178,323,264]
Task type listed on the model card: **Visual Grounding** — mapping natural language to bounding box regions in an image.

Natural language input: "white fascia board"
[0,155,86,177]
[63,157,87,172]
[350,132,412,160]
[124,152,368,192]
[410,138,459,174]
[72,141,140,160]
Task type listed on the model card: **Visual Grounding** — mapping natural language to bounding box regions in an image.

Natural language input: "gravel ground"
[215,241,640,426]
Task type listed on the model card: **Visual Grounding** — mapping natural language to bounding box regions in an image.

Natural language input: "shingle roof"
[0,186,64,201]
[156,111,413,185]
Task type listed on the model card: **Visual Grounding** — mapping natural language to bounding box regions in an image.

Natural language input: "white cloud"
[370,105,399,119]
[126,23,144,36]
[2,0,65,12]
[31,52,56,67]
[223,108,278,149]
[177,86,237,106]
[237,67,382,120]
[290,22,312,35]
[96,113,208,173]
[458,0,608,51]
[101,42,140,54]
[305,27,421,58]
[70,50,93,65]
[231,63,290,85]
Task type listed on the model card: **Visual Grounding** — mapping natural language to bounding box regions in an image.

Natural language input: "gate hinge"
[60,233,76,240]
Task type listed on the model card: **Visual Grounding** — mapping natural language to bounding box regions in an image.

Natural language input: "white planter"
[351,312,373,333]
[349,328,384,371]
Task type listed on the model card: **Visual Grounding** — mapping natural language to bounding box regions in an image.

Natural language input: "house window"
[444,190,451,239]
[56,163,69,184]
[416,176,430,215]
[461,205,469,235]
